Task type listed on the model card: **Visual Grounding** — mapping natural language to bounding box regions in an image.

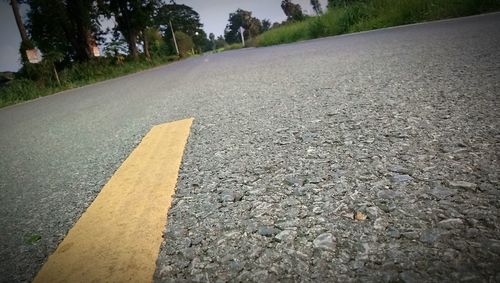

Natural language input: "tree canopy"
[224,9,262,44]
[310,0,323,15]
[281,0,305,22]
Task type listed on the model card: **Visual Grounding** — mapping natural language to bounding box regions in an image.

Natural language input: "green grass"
[223,43,244,51]
[0,54,178,108]
[256,0,500,47]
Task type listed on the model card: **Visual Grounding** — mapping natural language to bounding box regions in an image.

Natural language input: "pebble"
[429,186,457,200]
[420,228,444,244]
[400,271,423,283]
[220,192,234,202]
[312,207,323,214]
[437,218,464,229]
[275,230,297,243]
[257,226,278,237]
[313,233,336,251]
[389,165,411,174]
[392,174,413,182]
[387,227,401,239]
[374,218,389,230]
[448,181,477,189]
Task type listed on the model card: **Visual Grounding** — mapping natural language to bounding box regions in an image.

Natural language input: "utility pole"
[169,20,179,55]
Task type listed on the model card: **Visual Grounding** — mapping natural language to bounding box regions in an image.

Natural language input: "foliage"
[155,3,209,53]
[281,0,305,21]
[214,35,227,49]
[106,0,159,59]
[262,19,272,32]
[259,0,500,46]
[173,31,194,57]
[224,9,263,44]
[27,0,99,62]
[311,0,323,15]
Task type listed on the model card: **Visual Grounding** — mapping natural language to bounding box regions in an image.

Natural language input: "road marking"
[33,118,194,283]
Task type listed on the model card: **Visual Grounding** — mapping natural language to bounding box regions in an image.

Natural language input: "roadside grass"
[0,54,177,108]
[223,43,244,51]
[256,0,500,46]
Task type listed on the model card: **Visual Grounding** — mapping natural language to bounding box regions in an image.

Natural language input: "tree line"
[9,0,211,70]
[7,0,331,79]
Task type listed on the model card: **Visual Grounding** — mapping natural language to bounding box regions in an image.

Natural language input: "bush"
[175,31,194,57]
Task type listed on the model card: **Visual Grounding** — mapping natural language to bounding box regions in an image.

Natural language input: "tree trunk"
[10,0,29,43]
[127,31,139,59]
[143,30,151,61]
[66,0,94,61]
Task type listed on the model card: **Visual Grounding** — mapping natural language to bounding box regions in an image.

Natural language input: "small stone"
[389,165,410,174]
[313,233,336,251]
[308,177,322,184]
[366,206,381,218]
[229,260,243,272]
[377,190,398,199]
[437,218,464,229]
[233,192,243,201]
[392,174,413,183]
[257,226,278,237]
[284,176,303,186]
[387,227,401,238]
[402,231,419,240]
[275,230,297,243]
[420,228,444,244]
[191,236,203,245]
[448,181,477,189]
[221,192,235,202]
[429,187,457,200]
[400,271,423,283]
[354,211,367,221]
[293,187,306,196]
[374,218,389,230]
[312,207,323,214]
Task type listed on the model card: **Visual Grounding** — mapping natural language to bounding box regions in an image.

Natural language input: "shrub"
[175,31,194,57]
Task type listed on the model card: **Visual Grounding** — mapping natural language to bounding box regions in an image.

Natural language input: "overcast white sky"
[0,0,327,71]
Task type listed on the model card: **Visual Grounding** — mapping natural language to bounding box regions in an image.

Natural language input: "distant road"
[1,13,499,282]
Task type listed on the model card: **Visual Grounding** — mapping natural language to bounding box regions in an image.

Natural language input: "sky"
[0,0,327,72]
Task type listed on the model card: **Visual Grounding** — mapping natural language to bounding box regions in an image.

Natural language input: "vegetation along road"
[1,13,499,282]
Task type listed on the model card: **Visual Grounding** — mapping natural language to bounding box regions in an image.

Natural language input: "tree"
[65,0,101,60]
[209,32,215,50]
[281,0,304,21]
[155,3,207,53]
[9,0,35,64]
[10,0,29,43]
[310,0,323,15]
[327,0,360,8]
[27,0,100,62]
[262,19,271,32]
[214,35,226,49]
[107,0,158,59]
[224,9,262,44]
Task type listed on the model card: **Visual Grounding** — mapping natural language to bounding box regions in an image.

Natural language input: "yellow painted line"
[34,118,194,283]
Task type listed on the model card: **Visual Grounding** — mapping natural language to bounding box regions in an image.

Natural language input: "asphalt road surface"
[1,13,499,282]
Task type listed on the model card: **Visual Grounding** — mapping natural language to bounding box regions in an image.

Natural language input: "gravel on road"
[1,13,499,283]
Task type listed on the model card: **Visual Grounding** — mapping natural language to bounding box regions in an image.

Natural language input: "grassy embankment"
[0,55,177,108]
[255,0,500,46]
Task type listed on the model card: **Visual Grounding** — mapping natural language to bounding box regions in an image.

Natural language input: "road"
[1,13,499,282]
